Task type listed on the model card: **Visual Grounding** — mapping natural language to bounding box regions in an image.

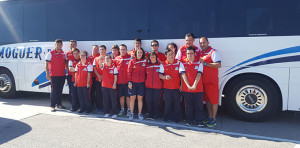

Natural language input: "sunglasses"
[151,44,159,47]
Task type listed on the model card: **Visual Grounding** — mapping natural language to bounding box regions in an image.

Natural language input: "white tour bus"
[0,36,300,121]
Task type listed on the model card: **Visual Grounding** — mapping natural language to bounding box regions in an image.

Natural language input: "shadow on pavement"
[0,117,32,145]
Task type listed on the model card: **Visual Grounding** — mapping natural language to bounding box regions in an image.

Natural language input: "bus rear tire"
[0,68,16,98]
[225,75,280,121]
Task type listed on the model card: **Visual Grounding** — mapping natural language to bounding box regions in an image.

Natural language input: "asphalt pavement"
[0,92,299,148]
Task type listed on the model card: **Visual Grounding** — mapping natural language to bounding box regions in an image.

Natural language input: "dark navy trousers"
[70,82,79,110]
[102,87,118,115]
[163,89,181,122]
[145,87,162,119]
[50,76,66,108]
[67,75,73,104]
[77,86,92,112]
[182,92,204,124]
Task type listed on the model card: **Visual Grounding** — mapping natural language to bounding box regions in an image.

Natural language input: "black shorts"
[117,84,129,98]
[129,82,145,96]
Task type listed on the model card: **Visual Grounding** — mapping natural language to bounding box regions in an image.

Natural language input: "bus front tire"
[225,75,281,122]
[0,68,16,98]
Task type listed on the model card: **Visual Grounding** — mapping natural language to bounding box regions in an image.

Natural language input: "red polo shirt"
[75,62,93,87]
[175,45,200,62]
[45,49,67,77]
[101,63,118,88]
[159,59,182,89]
[114,54,132,84]
[180,58,203,93]
[68,58,80,82]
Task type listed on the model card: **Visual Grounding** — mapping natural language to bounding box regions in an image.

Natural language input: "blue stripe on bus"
[32,69,68,87]
[225,46,300,73]
[223,55,300,77]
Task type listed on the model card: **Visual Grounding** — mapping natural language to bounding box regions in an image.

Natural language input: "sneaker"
[206,119,217,128]
[57,105,66,109]
[85,110,92,114]
[138,113,144,120]
[129,113,134,120]
[112,115,118,119]
[50,107,56,112]
[198,122,205,127]
[104,114,110,118]
[126,109,130,117]
[118,109,125,116]
[185,122,191,126]
[70,108,77,112]
[202,117,212,124]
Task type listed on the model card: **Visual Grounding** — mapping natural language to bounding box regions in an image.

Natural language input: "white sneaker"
[129,113,134,120]
[118,109,125,116]
[138,113,144,120]
[126,109,131,117]
[112,115,117,119]
[104,114,110,118]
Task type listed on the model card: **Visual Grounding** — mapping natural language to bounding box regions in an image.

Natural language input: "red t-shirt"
[180,59,203,93]
[68,58,80,82]
[101,63,118,89]
[75,62,93,87]
[45,49,67,77]
[200,46,221,84]
[159,59,182,89]
[114,54,132,84]
[175,45,200,62]
[87,53,100,78]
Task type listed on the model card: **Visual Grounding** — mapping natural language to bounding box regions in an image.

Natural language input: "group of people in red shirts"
[45,33,221,127]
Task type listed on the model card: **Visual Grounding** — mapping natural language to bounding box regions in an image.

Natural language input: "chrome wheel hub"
[0,74,12,92]
[236,85,267,113]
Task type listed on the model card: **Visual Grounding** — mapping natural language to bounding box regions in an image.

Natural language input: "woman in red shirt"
[145,51,163,119]
[98,54,118,118]
[74,51,93,114]
[127,47,147,120]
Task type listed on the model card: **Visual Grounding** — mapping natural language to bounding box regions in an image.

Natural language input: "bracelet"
[204,62,207,66]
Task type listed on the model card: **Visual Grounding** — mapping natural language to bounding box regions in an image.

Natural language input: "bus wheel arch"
[222,73,282,121]
[0,67,17,98]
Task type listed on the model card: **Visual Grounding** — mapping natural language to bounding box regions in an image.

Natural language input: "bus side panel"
[219,67,289,111]
[288,68,300,111]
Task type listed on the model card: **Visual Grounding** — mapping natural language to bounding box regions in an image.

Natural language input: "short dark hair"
[134,47,145,60]
[92,45,99,48]
[55,39,63,44]
[120,44,127,49]
[111,45,119,50]
[71,48,79,54]
[200,37,209,42]
[185,33,196,39]
[105,54,112,59]
[151,40,159,46]
[186,46,195,53]
[148,51,158,61]
[69,40,77,44]
[80,50,88,60]
[134,38,142,43]
[165,48,173,55]
[100,45,106,49]
[166,42,178,55]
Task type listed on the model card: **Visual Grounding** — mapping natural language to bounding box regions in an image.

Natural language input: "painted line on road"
[81,114,300,144]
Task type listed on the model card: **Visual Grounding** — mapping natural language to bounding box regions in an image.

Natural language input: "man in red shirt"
[88,45,100,111]
[145,40,166,63]
[92,45,106,112]
[199,37,221,128]
[114,44,132,116]
[175,33,201,62]
[66,40,77,108]
[128,38,142,57]
[68,48,81,112]
[45,39,68,112]
[180,46,204,126]
[159,49,183,122]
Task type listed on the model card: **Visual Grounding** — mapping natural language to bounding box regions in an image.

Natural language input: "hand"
[190,85,197,90]
[73,82,77,87]
[179,85,182,92]
[199,58,204,64]
[128,82,132,89]
[98,75,102,82]
[112,83,116,89]
[46,73,51,81]
[87,83,90,88]
[165,75,172,80]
